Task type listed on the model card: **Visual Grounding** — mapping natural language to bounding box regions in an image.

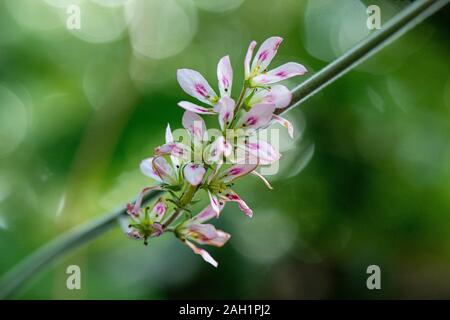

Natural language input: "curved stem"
[0,190,162,299]
[276,0,449,116]
[0,0,447,299]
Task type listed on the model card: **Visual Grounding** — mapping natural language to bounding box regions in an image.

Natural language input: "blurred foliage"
[0,0,449,299]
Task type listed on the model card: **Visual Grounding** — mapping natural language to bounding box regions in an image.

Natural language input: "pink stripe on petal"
[183,163,206,186]
[217,55,233,97]
[244,40,257,79]
[177,69,218,105]
[208,190,222,216]
[249,85,292,109]
[215,97,235,130]
[182,111,207,144]
[272,114,294,138]
[251,36,283,74]
[237,103,276,130]
[192,204,219,224]
[178,101,215,114]
[184,240,218,267]
[251,62,307,86]
[140,157,163,182]
[223,189,253,217]
[220,164,257,183]
[245,140,281,165]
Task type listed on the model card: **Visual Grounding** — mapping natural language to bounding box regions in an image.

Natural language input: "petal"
[184,239,218,267]
[183,163,206,186]
[154,142,187,158]
[250,36,283,75]
[244,40,257,79]
[182,111,206,142]
[217,55,233,97]
[165,123,173,143]
[208,190,222,216]
[127,230,143,240]
[177,69,218,105]
[208,230,231,247]
[251,62,307,86]
[151,222,164,237]
[188,224,218,241]
[204,136,228,164]
[188,224,230,247]
[140,157,163,182]
[214,97,235,131]
[151,198,168,222]
[178,101,215,114]
[251,171,273,190]
[272,114,294,139]
[248,85,292,109]
[128,186,162,217]
[242,139,281,165]
[152,156,178,185]
[219,164,257,183]
[221,189,253,217]
[236,103,276,130]
[165,124,181,169]
[192,204,220,224]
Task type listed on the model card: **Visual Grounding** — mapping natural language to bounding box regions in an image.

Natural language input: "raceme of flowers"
[125,36,307,267]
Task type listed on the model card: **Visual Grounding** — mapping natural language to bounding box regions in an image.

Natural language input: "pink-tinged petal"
[251,62,307,86]
[183,163,206,186]
[217,55,233,97]
[243,139,281,165]
[165,123,173,143]
[272,114,294,139]
[127,230,143,240]
[184,239,218,267]
[221,189,253,218]
[151,199,167,222]
[207,230,231,247]
[208,190,222,216]
[204,136,228,164]
[219,164,258,183]
[223,139,232,157]
[182,111,206,143]
[152,156,178,185]
[237,103,276,130]
[151,222,164,237]
[251,36,283,74]
[248,85,292,109]
[154,142,186,157]
[244,40,257,79]
[140,158,163,182]
[178,101,215,114]
[128,186,162,217]
[188,224,218,240]
[251,171,273,190]
[214,97,235,131]
[188,224,230,247]
[177,69,218,105]
[192,204,221,224]
[165,124,181,170]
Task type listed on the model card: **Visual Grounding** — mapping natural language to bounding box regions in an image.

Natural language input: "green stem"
[163,184,198,228]
[231,83,249,123]
[0,190,162,299]
[276,0,449,116]
[0,0,447,299]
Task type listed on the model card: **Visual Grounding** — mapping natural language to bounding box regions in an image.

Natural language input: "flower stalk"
[0,0,447,299]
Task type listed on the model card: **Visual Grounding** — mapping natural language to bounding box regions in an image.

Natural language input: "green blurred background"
[0,0,449,299]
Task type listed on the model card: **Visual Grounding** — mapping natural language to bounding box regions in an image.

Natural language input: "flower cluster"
[125,36,307,267]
